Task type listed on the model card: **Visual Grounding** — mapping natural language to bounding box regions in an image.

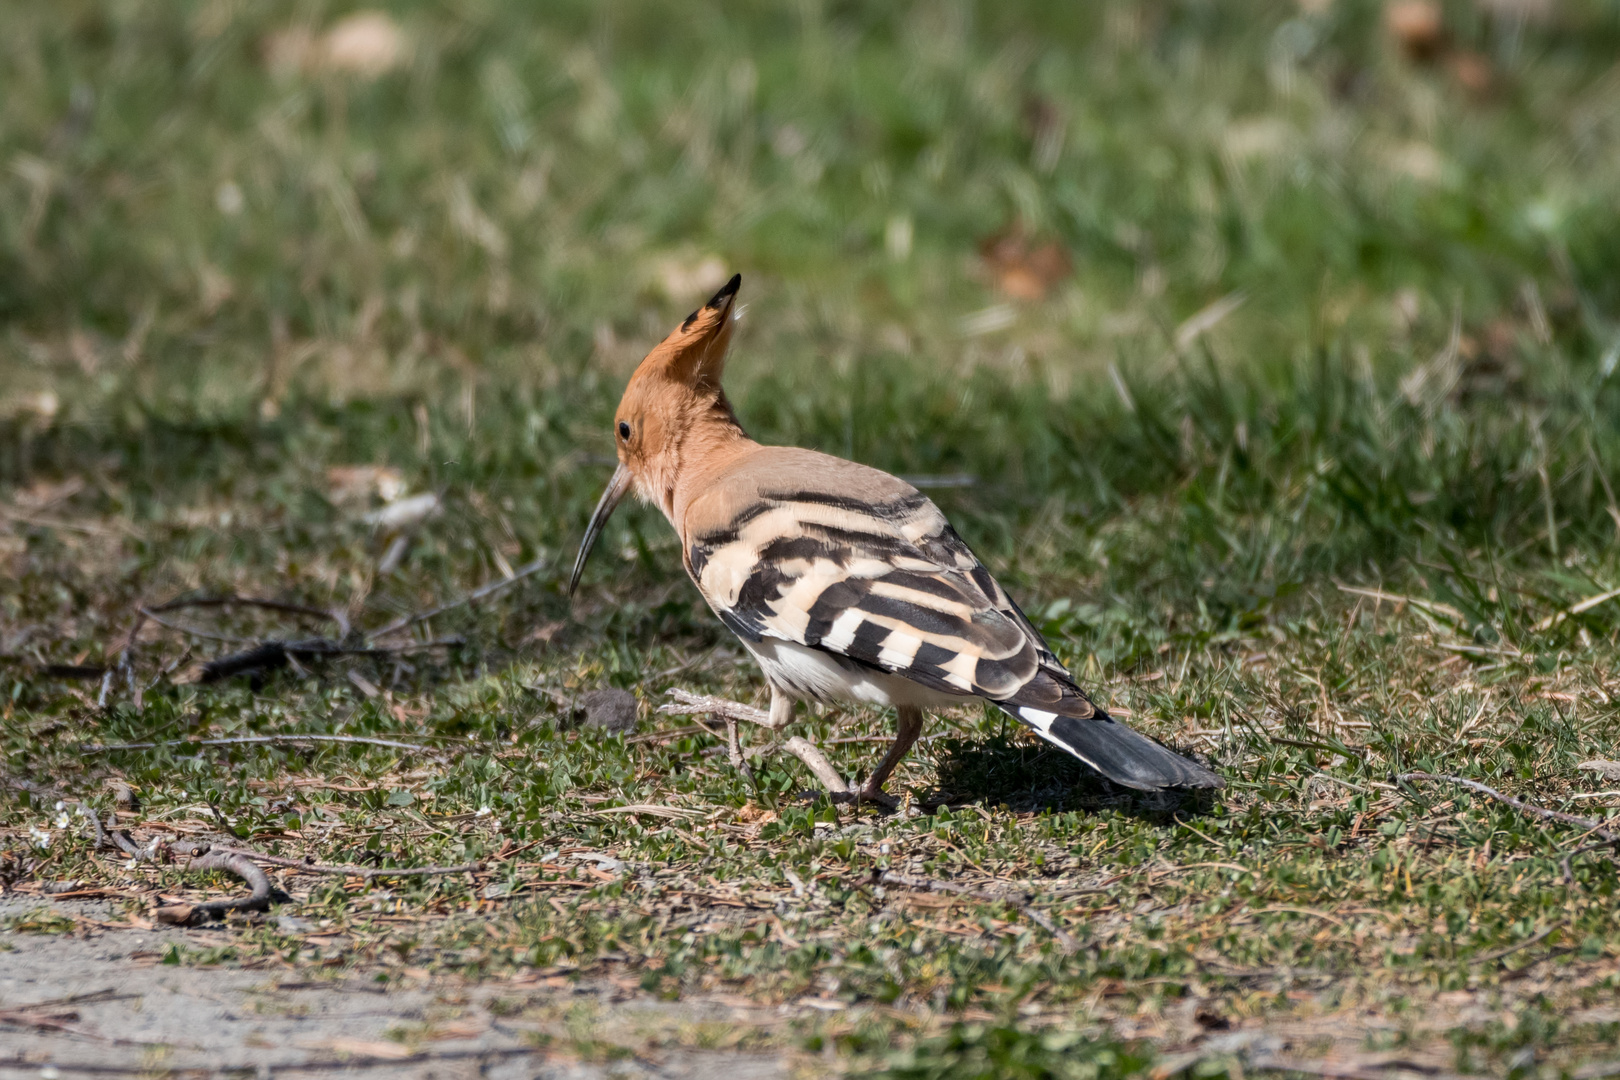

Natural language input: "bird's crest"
[635,273,740,396]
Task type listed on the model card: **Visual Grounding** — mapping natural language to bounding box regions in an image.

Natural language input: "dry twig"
[1470,924,1557,964]
[155,842,274,925]
[80,733,431,754]
[190,636,461,684]
[1397,772,1620,842]
[0,989,177,1047]
[206,845,482,881]
[1398,771,1620,884]
[146,594,351,637]
[365,555,549,641]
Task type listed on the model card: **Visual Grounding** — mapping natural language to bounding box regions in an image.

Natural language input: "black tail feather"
[1002,703,1223,791]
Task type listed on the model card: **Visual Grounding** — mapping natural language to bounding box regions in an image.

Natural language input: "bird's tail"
[996,678,1222,791]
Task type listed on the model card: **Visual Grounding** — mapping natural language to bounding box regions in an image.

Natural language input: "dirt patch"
[1,899,797,1079]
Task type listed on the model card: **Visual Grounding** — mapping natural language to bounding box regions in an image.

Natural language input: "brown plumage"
[571,275,1221,801]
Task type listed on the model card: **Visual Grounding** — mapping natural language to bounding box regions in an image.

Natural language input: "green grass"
[7,0,1620,1075]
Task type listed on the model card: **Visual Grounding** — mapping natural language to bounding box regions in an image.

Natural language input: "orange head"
[569,273,746,595]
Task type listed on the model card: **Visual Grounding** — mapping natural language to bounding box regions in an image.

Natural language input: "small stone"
[581,688,638,734]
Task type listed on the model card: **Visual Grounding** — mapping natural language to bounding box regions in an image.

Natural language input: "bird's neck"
[648,392,758,530]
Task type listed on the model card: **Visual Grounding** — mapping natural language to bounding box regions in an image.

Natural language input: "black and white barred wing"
[688,486,1087,709]
[687,482,1222,791]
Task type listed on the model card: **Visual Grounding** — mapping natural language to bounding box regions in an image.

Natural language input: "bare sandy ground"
[0,898,799,1079]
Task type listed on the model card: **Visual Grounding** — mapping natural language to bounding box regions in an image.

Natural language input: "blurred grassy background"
[5,0,1620,623]
[9,1,1620,1075]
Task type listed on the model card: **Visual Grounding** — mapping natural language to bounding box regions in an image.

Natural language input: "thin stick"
[139,608,257,644]
[624,723,712,744]
[147,594,351,638]
[208,846,481,880]
[658,688,771,726]
[877,870,1080,954]
[1471,924,1557,964]
[1562,839,1618,885]
[785,735,849,793]
[0,1047,543,1076]
[366,555,549,641]
[192,636,462,684]
[0,1005,178,1048]
[1397,772,1620,843]
[106,821,145,859]
[1249,1056,1440,1080]
[79,734,431,753]
[1334,584,1467,625]
[1533,585,1620,633]
[155,843,273,925]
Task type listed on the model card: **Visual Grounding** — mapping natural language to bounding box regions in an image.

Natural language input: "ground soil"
[0,898,797,1079]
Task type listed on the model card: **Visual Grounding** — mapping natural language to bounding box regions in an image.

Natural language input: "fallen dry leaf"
[1386,0,1446,61]
[426,1018,488,1041]
[264,12,408,80]
[364,492,439,530]
[734,802,778,825]
[326,464,406,505]
[153,904,195,925]
[320,11,407,77]
[978,227,1071,302]
[1448,49,1494,96]
[526,620,566,647]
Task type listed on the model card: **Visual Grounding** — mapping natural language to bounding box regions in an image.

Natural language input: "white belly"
[743,637,966,709]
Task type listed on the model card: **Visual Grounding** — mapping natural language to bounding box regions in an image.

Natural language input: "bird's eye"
[617,421,632,441]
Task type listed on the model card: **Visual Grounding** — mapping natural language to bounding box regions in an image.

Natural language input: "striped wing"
[686,483,1095,717]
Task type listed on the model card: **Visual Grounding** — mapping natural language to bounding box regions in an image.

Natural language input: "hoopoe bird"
[570,275,1222,803]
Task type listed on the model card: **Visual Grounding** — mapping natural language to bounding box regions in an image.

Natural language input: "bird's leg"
[860,705,923,799]
[765,684,796,730]
[827,706,920,809]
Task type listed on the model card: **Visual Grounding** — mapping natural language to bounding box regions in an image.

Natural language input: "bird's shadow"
[916,734,1221,822]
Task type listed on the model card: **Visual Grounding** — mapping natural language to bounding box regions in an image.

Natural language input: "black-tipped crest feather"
[708,273,742,308]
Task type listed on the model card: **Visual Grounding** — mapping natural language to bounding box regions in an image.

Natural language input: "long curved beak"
[569,462,632,597]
